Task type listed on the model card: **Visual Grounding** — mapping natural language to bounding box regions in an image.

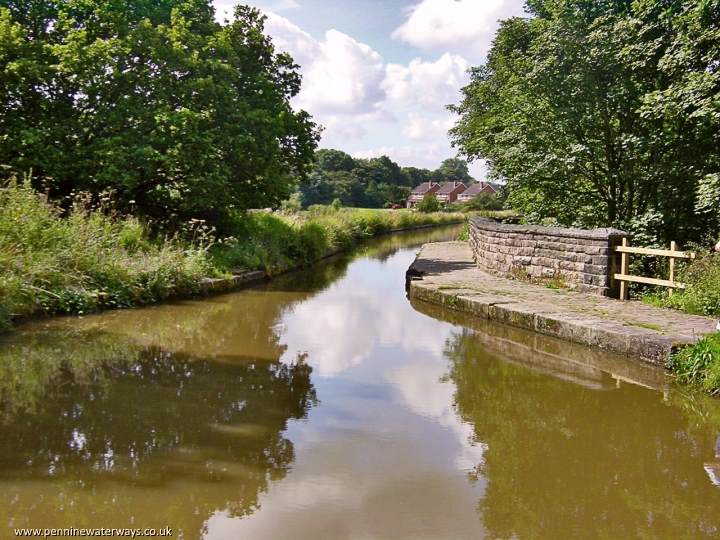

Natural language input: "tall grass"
[0,181,463,330]
[0,180,212,330]
[211,206,464,274]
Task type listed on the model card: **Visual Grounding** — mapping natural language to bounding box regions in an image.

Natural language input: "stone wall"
[469,217,627,296]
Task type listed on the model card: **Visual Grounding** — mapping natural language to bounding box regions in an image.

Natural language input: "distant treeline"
[298,149,474,208]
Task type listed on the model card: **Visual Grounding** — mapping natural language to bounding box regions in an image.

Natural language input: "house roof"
[410,182,438,194]
[459,183,485,196]
[437,182,466,195]
[460,182,501,196]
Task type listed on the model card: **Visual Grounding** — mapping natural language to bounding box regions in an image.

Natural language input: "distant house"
[457,181,500,203]
[406,182,440,208]
[435,181,467,204]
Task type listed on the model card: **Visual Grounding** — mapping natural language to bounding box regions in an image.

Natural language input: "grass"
[0,180,463,331]
[210,205,463,275]
[0,180,214,331]
[507,266,570,290]
[668,333,720,396]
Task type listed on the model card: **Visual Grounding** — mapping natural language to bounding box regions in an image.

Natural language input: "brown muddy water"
[1,226,719,539]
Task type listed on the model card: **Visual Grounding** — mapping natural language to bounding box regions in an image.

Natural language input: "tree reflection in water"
[445,328,720,539]
[0,330,316,536]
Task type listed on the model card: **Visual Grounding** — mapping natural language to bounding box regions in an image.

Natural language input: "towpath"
[407,242,717,365]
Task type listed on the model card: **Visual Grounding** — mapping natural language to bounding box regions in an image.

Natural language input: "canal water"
[1,226,719,539]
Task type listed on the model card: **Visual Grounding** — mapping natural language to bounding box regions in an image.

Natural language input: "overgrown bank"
[0,181,462,332]
[638,252,720,395]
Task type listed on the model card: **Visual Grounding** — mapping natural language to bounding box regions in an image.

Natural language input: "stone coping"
[471,217,627,241]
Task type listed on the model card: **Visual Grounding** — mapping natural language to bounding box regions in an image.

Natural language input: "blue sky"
[213,0,527,178]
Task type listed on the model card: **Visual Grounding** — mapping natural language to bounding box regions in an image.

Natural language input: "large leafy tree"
[0,0,319,225]
[434,157,474,182]
[450,0,719,244]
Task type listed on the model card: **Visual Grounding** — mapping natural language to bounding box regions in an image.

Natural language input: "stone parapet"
[469,217,627,296]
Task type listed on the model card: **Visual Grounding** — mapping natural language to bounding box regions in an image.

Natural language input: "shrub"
[0,179,212,326]
[641,252,720,317]
[417,194,441,213]
[668,333,720,395]
[212,208,464,274]
[0,181,463,330]
[458,194,504,212]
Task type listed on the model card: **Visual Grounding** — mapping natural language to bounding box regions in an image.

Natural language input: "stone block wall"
[469,217,627,296]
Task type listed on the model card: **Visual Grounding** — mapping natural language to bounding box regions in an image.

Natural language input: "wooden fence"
[614,238,696,300]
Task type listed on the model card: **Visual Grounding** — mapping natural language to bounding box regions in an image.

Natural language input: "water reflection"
[0,334,316,535]
[444,328,720,539]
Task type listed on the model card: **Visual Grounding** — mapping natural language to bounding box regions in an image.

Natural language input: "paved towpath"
[407,242,717,365]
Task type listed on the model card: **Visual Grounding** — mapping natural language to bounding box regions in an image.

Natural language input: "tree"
[434,158,474,182]
[298,150,411,208]
[0,1,319,226]
[314,149,355,172]
[450,0,720,244]
[402,166,434,187]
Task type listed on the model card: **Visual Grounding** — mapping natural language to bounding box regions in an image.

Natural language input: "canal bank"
[197,221,464,295]
[3,212,463,332]
[407,241,717,365]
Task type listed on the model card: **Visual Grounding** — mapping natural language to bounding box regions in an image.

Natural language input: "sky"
[212,0,527,179]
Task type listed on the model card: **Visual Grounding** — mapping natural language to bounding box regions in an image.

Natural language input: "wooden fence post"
[619,237,629,301]
[669,241,676,296]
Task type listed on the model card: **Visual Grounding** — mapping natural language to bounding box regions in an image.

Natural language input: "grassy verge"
[0,181,463,331]
[0,180,214,331]
[210,205,463,274]
[668,333,720,396]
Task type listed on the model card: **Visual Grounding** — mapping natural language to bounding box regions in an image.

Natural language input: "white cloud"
[294,30,385,115]
[402,113,454,141]
[392,0,526,60]
[263,11,319,68]
[263,14,385,116]
[383,53,469,107]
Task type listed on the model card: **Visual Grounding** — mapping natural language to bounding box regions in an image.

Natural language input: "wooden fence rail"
[614,238,696,300]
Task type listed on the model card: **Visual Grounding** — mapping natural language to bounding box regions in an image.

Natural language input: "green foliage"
[279,192,303,214]
[668,333,720,395]
[457,193,504,212]
[456,223,470,241]
[642,252,720,316]
[434,158,473,182]
[450,0,720,245]
[0,1,319,226]
[211,207,464,274]
[0,179,462,332]
[0,179,213,330]
[417,193,441,213]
